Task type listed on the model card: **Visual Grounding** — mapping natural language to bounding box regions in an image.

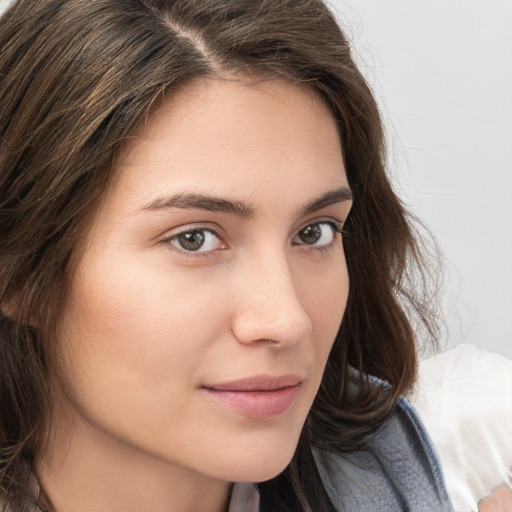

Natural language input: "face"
[53,78,351,486]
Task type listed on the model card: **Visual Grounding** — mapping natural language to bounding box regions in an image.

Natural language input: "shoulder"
[313,396,453,511]
[409,344,512,511]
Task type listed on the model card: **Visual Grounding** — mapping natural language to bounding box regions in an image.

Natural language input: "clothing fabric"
[313,396,453,511]
[228,482,260,512]
[409,344,512,512]
[230,394,454,511]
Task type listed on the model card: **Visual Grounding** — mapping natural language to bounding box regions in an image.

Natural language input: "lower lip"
[202,385,299,419]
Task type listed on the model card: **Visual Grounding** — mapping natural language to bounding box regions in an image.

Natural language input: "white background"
[1,0,511,357]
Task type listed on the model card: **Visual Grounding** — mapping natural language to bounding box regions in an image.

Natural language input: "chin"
[215,436,300,484]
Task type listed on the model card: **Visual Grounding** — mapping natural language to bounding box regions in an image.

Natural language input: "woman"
[0,0,478,510]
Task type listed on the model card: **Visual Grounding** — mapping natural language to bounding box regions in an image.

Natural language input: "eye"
[166,228,225,253]
[293,221,341,247]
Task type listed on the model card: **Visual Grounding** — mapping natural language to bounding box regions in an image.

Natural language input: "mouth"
[201,374,302,420]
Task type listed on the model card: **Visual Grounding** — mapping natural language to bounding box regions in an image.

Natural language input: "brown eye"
[167,229,224,253]
[177,231,205,251]
[293,222,339,247]
[298,225,322,244]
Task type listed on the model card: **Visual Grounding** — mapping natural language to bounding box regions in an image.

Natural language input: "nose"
[230,251,313,347]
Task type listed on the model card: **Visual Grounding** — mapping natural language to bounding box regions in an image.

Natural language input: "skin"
[38,78,352,512]
[479,485,512,512]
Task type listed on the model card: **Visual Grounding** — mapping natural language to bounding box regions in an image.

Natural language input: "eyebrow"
[140,186,352,218]
[298,187,353,216]
[141,193,256,218]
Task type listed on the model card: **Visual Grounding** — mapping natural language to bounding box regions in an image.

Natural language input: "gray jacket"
[313,396,454,511]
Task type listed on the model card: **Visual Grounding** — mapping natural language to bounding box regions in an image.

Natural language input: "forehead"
[109,77,347,214]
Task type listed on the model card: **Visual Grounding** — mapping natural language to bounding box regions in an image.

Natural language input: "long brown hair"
[0,1,440,510]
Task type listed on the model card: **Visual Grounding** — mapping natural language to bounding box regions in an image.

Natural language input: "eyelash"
[162,220,346,257]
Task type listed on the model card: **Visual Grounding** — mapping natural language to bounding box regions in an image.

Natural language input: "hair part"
[0,1,441,510]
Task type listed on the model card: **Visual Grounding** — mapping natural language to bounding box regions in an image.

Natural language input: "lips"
[202,374,302,419]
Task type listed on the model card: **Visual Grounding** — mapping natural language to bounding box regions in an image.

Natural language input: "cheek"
[303,257,349,337]
[57,252,232,393]
[294,254,349,384]
[53,255,237,456]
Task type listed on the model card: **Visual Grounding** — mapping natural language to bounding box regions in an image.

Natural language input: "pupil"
[179,231,205,251]
[300,225,321,244]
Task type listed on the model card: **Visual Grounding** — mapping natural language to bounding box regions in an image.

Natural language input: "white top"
[409,344,512,512]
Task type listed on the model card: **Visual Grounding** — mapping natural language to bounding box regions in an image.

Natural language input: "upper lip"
[203,374,302,392]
